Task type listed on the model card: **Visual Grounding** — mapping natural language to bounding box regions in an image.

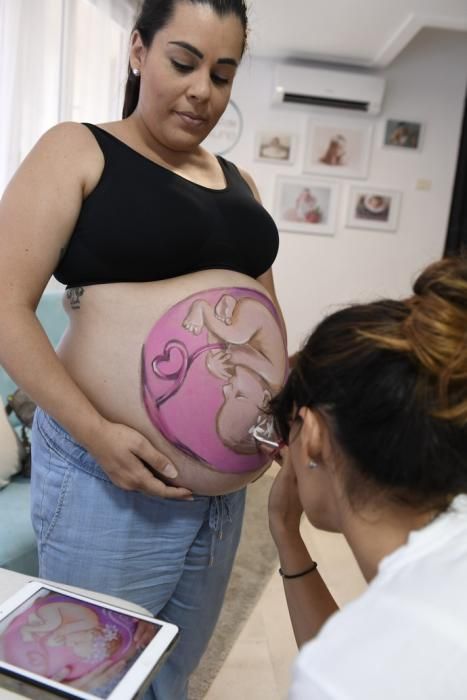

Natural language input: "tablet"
[0,581,179,700]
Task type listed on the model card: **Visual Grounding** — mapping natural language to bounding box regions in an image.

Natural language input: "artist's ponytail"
[407,257,467,424]
[360,256,467,426]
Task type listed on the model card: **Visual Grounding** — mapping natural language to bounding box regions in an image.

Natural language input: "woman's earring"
[308,460,318,469]
[132,67,140,77]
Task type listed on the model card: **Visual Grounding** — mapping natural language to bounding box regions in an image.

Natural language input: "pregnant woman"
[0,1,287,698]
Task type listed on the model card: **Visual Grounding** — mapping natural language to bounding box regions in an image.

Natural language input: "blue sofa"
[0,292,68,575]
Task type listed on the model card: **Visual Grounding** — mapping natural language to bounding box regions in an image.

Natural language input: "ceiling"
[247,0,467,67]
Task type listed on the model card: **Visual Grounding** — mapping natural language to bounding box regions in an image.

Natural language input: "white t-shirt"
[289,494,467,700]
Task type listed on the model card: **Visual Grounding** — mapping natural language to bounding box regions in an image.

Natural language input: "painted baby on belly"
[142,287,288,473]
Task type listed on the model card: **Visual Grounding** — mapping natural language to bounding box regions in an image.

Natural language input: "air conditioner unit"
[273,64,385,115]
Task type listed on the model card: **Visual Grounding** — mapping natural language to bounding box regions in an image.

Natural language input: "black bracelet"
[279,561,318,579]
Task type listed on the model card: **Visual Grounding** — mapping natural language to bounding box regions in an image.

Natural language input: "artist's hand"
[83,419,192,500]
[268,448,304,547]
[206,350,233,380]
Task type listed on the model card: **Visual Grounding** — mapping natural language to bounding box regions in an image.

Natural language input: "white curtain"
[0,0,21,193]
[0,0,62,194]
[0,0,136,195]
[60,0,136,124]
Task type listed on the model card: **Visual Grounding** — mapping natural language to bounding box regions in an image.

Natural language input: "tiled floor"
[205,466,367,700]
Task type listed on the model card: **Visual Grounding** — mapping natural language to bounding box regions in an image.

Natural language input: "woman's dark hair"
[122,0,248,118]
[271,256,467,511]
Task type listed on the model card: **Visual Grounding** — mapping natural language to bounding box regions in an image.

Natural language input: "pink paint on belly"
[142,287,286,474]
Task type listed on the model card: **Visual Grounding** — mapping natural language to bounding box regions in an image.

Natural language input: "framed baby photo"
[346,186,402,232]
[383,119,423,151]
[254,131,297,165]
[274,176,340,236]
[304,118,373,179]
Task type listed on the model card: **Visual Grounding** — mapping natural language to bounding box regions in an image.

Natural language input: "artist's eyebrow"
[168,41,238,66]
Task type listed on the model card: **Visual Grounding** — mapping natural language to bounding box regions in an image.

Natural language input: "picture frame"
[346,186,402,232]
[304,118,373,179]
[382,118,423,151]
[254,131,297,165]
[274,176,340,236]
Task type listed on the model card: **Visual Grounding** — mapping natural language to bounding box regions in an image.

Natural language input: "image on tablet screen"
[0,587,161,698]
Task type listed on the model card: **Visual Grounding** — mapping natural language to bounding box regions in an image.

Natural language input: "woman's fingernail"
[162,463,178,478]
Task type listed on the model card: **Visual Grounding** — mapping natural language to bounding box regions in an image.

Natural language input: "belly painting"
[142,287,287,474]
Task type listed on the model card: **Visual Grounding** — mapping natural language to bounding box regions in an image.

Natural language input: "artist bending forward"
[267,256,467,699]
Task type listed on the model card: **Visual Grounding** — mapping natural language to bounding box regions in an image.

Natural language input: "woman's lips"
[175,111,208,129]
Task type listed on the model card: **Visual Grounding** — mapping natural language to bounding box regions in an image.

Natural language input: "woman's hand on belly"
[84,418,193,499]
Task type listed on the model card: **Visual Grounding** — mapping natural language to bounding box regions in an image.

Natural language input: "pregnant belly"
[143,285,287,474]
[58,271,288,495]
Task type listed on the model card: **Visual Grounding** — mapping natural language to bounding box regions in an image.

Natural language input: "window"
[0,0,135,193]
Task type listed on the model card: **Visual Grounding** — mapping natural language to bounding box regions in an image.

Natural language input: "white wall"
[226,28,467,352]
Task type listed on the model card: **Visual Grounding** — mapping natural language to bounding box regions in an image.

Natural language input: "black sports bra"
[54,124,280,287]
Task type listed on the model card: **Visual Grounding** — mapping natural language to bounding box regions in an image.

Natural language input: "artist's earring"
[308,460,318,469]
[132,67,140,77]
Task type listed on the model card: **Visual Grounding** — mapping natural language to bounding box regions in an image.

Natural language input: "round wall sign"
[202,100,243,155]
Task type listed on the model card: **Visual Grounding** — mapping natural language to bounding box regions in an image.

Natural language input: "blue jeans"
[30,408,246,700]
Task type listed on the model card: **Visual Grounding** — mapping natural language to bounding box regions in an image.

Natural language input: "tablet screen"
[0,587,162,699]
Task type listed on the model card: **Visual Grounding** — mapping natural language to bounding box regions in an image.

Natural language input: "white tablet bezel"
[0,580,179,700]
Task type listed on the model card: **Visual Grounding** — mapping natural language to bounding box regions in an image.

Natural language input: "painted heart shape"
[152,340,189,380]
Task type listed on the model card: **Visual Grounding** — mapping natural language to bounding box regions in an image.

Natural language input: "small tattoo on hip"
[66,287,84,310]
